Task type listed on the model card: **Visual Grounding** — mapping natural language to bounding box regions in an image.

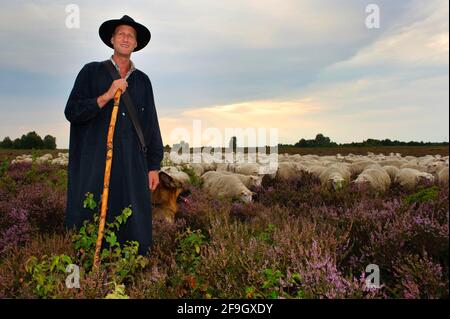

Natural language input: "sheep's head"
[327,174,345,191]
[416,172,435,185]
[240,189,254,203]
[353,174,370,190]
[425,161,444,174]
[250,175,263,188]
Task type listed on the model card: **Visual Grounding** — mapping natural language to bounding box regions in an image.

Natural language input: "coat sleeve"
[64,64,102,124]
[145,78,164,171]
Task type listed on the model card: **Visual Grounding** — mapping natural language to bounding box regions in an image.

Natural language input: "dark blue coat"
[64,61,163,255]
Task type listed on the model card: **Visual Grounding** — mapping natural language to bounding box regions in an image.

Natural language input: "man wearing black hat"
[64,15,163,255]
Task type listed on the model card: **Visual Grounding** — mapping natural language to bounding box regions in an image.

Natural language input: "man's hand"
[106,79,128,99]
[148,170,159,192]
[97,79,128,108]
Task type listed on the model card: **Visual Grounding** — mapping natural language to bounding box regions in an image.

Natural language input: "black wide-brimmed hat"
[99,15,151,52]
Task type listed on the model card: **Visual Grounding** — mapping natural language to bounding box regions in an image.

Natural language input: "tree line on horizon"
[0,131,56,150]
[279,133,449,148]
[1,132,448,151]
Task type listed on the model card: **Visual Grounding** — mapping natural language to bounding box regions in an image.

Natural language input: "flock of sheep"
[11,153,69,166]
[159,151,449,203]
[10,151,449,204]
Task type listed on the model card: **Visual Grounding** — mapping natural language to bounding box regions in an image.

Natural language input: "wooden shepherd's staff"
[93,89,122,268]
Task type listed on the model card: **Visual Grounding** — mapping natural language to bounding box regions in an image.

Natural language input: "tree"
[294,133,337,147]
[0,136,13,149]
[315,133,331,146]
[43,135,57,149]
[12,138,22,149]
[296,138,307,147]
[20,131,44,149]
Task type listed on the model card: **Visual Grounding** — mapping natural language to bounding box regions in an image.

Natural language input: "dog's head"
[152,171,190,223]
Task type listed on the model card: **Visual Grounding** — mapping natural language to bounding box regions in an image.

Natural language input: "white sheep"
[417,155,435,167]
[394,168,435,191]
[161,166,181,174]
[234,163,261,176]
[11,154,33,165]
[424,161,447,177]
[201,171,254,203]
[379,160,406,168]
[216,162,235,172]
[185,163,206,177]
[275,162,300,180]
[306,165,327,179]
[349,160,377,176]
[51,158,68,166]
[365,163,383,170]
[438,167,449,187]
[354,168,391,193]
[319,163,351,190]
[301,155,320,161]
[382,165,399,183]
[287,154,302,162]
[399,160,424,171]
[219,171,263,189]
[202,162,217,172]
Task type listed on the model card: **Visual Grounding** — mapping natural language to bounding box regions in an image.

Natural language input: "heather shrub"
[0,208,31,256]
[12,183,65,234]
[255,174,325,212]
[0,162,66,248]
[357,196,448,274]
[176,184,229,235]
[391,252,448,299]
[152,216,186,254]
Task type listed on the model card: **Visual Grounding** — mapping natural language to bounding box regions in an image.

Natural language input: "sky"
[0,0,448,148]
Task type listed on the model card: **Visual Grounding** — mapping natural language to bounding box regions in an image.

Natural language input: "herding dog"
[151,171,186,223]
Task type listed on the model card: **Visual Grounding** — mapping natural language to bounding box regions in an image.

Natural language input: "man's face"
[111,24,138,56]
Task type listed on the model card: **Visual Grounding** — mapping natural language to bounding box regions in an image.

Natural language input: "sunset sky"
[0,0,448,148]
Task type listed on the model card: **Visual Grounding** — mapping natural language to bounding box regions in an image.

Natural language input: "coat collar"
[110,55,136,80]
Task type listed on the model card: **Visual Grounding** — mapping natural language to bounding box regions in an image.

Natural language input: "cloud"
[159,97,320,147]
[327,0,449,71]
